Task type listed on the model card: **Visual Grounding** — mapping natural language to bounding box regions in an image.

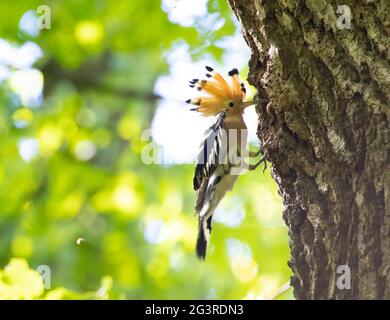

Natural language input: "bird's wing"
[193,112,227,212]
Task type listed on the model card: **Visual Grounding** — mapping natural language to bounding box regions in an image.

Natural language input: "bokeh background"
[0,0,292,299]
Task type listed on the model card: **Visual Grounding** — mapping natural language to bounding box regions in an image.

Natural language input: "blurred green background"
[0,0,292,299]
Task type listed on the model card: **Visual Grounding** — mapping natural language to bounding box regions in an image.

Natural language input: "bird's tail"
[196,214,213,260]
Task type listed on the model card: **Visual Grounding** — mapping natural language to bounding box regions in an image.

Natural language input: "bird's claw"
[247,137,271,172]
[259,154,267,173]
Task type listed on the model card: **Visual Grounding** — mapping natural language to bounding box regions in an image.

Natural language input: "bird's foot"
[248,137,271,172]
[248,153,267,172]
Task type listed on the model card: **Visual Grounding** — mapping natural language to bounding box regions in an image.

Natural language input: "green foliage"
[0,0,292,299]
[0,258,113,299]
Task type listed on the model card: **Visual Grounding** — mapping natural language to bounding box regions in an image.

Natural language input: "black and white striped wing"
[193,112,226,192]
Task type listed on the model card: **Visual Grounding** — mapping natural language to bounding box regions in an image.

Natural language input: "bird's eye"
[228,102,234,107]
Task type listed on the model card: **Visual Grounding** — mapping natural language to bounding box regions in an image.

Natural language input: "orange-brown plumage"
[186,66,247,117]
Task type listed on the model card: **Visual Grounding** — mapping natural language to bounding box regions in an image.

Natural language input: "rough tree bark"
[228,0,389,299]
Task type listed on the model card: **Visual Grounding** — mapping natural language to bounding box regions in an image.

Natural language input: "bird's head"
[186,66,254,117]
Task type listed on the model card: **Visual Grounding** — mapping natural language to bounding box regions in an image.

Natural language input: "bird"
[186,66,267,260]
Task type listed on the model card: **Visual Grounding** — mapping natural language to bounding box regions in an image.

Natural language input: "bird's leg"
[246,137,271,172]
[239,152,267,173]
[248,137,272,158]
[248,153,267,172]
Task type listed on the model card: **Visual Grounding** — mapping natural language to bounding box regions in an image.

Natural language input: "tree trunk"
[229,0,389,299]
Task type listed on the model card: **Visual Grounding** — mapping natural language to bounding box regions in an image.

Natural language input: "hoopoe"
[186,66,266,260]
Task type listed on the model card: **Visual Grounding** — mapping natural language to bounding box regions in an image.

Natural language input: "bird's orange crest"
[186,66,246,116]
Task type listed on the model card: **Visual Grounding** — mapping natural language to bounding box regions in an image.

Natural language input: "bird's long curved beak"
[241,99,267,109]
